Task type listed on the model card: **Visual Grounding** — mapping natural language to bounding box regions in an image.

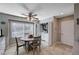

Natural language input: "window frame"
[9,19,34,38]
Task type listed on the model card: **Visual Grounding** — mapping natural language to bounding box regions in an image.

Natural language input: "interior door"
[61,20,74,46]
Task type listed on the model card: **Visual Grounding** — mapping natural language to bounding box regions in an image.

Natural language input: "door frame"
[53,15,74,46]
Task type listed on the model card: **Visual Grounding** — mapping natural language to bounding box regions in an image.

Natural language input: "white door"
[61,20,74,46]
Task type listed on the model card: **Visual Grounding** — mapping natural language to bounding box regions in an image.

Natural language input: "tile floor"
[5,42,73,55]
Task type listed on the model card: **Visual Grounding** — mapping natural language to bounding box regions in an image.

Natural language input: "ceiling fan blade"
[32,16,35,19]
[32,16,38,20]
[33,14,37,16]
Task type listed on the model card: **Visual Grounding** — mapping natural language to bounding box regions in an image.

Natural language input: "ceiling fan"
[21,3,41,21]
[22,12,38,21]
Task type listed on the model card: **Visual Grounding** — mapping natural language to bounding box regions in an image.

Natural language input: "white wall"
[0,37,5,55]
[40,17,53,47]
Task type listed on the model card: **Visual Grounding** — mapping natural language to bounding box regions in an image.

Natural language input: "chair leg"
[39,45,41,52]
[16,47,19,55]
[24,42,27,50]
[27,42,29,53]
[33,47,35,55]
[37,47,39,55]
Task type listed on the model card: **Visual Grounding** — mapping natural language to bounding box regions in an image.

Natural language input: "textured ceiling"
[0,3,74,20]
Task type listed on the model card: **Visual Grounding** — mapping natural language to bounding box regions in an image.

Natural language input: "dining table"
[20,37,34,52]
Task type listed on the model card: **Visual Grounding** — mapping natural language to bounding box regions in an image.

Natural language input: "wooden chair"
[30,36,41,54]
[15,37,26,55]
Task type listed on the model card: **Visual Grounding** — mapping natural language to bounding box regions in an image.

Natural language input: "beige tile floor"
[5,42,73,55]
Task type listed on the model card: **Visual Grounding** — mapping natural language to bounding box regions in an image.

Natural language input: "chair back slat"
[33,36,41,45]
[15,37,21,46]
[15,37,18,46]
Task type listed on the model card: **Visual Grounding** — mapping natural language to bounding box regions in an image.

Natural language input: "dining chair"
[30,36,41,55]
[15,37,26,55]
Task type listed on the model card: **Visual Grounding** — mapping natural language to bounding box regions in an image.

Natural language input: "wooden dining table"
[20,37,34,42]
[20,37,34,52]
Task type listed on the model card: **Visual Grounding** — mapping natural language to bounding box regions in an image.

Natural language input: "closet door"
[61,20,74,46]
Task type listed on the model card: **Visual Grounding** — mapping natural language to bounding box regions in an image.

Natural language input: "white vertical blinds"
[10,21,33,38]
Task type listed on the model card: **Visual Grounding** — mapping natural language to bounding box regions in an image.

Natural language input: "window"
[10,21,33,38]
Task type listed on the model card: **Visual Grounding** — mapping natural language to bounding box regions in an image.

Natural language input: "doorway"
[53,15,74,46]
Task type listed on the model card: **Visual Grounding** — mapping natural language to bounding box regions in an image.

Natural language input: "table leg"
[24,41,27,50]
[27,41,29,53]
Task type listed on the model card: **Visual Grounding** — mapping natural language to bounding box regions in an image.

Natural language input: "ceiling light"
[60,12,64,15]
